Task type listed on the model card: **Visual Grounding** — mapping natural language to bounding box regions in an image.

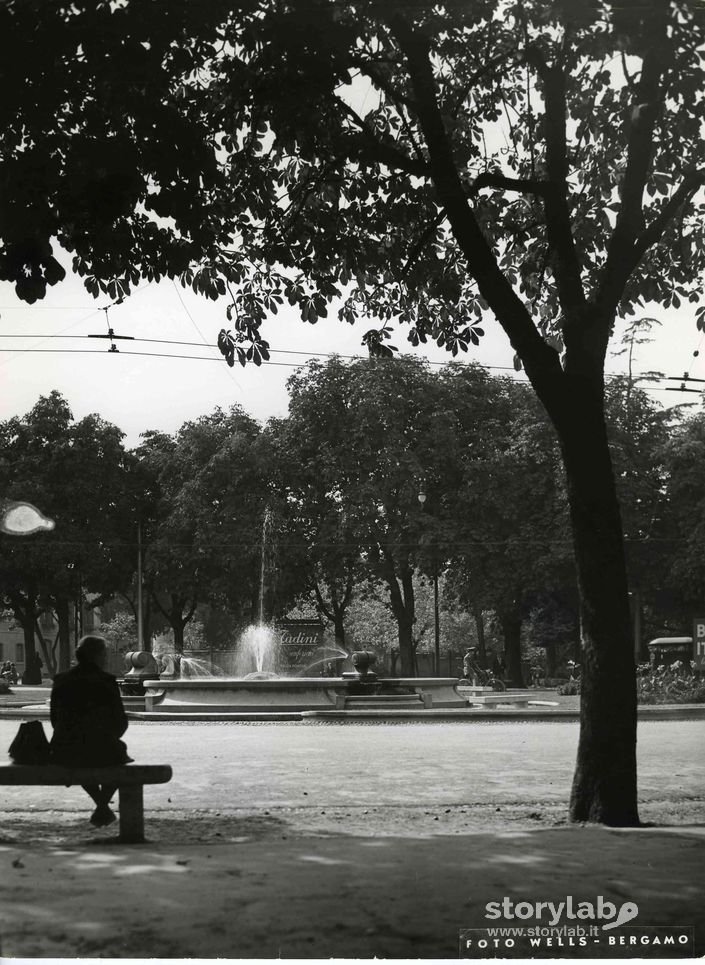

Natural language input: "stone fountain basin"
[141,677,468,713]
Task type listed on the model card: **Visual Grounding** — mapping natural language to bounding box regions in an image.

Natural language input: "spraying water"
[294,646,350,676]
[233,507,281,675]
[259,506,273,624]
[179,657,229,678]
[235,624,280,675]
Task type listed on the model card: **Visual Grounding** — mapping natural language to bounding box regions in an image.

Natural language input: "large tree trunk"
[333,612,346,650]
[558,398,639,826]
[499,610,524,687]
[21,619,38,682]
[331,614,347,674]
[395,603,415,675]
[170,594,197,655]
[33,619,57,678]
[9,591,39,681]
[55,597,73,672]
[394,14,645,826]
[473,607,486,665]
[383,554,416,675]
[545,641,557,677]
[172,619,185,654]
[313,579,352,673]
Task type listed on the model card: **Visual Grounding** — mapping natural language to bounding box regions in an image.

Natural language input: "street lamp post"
[418,489,441,677]
[137,521,144,650]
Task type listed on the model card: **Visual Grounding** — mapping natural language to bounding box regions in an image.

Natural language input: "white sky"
[0,256,703,448]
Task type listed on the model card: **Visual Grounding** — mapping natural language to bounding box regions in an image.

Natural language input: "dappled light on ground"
[0,824,702,959]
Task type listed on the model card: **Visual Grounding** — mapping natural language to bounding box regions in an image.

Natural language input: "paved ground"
[0,717,702,959]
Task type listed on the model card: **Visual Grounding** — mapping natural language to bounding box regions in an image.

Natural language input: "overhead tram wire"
[0,280,154,369]
[0,317,684,389]
[0,330,662,373]
[0,307,104,371]
[86,303,135,352]
[664,329,705,395]
[0,338,679,389]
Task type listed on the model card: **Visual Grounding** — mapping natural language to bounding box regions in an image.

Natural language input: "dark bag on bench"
[9,720,51,765]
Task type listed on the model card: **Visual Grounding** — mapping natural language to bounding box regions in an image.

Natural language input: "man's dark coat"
[50,662,130,767]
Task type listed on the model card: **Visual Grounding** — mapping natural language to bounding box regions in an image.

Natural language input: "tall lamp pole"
[137,521,144,650]
[418,490,441,677]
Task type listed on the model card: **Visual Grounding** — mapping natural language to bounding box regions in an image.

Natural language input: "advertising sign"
[693,617,705,670]
[276,619,325,673]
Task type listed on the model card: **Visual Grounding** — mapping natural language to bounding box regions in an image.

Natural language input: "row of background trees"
[1,355,702,682]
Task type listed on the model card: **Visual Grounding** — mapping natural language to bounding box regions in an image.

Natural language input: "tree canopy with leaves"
[3,0,705,825]
[282,355,456,674]
[0,392,139,673]
[136,406,270,649]
[439,368,571,685]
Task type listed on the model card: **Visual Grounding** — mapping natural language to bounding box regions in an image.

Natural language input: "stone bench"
[468,694,532,707]
[0,764,172,843]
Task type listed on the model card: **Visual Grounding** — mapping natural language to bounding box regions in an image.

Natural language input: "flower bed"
[637,662,705,704]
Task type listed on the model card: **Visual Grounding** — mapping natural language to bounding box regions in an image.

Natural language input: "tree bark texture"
[10,592,39,679]
[172,619,185,654]
[473,608,486,665]
[500,611,524,687]
[382,553,416,675]
[22,619,37,675]
[33,621,56,677]
[545,641,557,678]
[557,397,639,826]
[55,597,72,673]
[387,572,416,675]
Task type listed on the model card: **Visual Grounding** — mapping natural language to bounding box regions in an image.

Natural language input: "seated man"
[50,634,132,827]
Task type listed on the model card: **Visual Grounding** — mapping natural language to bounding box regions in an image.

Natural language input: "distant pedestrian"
[463,647,483,684]
[50,635,132,827]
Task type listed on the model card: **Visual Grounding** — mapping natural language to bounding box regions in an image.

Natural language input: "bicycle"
[473,666,506,692]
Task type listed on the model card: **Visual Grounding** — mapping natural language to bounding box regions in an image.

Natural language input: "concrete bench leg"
[118,784,145,843]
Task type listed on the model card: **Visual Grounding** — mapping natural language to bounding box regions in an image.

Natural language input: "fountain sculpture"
[126,507,469,715]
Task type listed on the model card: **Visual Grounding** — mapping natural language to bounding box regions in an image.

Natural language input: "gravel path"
[0,717,702,959]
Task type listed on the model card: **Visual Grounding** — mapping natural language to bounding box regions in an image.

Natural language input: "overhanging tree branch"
[350,56,429,165]
[448,52,510,118]
[597,10,670,313]
[333,95,429,177]
[313,582,334,622]
[342,568,355,609]
[183,597,198,625]
[593,170,705,311]
[470,172,548,197]
[389,16,566,405]
[401,208,446,277]
[526,47,585,315]
[631,171,705,266]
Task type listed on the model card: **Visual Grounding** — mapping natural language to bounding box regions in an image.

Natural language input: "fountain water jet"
[231,507,283,679]
[180,657,229,679]
[235,625,280,677]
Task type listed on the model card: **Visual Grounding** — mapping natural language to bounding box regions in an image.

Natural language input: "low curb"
[297,704,705,722]
[1,703,703,723]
